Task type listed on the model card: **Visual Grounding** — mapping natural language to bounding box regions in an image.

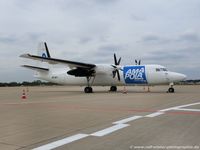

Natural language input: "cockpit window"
[156,68,160,71]
[156,68,168,72]
[161,68,167,71]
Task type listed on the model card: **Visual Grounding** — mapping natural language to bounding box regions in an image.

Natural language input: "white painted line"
[90,124,129,137]
[145,112,164,117]
[32,134,89,150]
[32,102,200,149]
[159,107,177,112]
[159,102,200,112]
[175,102,200,109]
[113,116,143,124]
[175,108,200,112]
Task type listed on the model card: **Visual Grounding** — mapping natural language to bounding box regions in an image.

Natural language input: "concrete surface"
[0,85,199,150]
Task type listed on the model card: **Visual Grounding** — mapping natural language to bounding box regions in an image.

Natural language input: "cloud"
[141,34,163,43]
[130,14,146,22]
[0,35,17,43]
[143,46,200,72]
[0,0,200,81]
[178,30,199,42]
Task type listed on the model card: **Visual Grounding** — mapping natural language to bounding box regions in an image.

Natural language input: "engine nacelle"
[67,68,95,77]
[95,64,113,75]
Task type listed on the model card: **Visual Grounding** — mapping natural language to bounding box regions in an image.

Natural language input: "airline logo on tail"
[123,66,147,84]
[38,42,51,58]
[42,53,47,58]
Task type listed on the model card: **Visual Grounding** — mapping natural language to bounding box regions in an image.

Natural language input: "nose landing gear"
[168,83,175,93]
[168,87,174,93]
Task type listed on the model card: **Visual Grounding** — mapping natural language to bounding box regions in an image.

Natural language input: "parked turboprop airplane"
[20,42,186,93]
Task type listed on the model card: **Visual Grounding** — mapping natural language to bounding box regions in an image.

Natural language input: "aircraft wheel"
[84,87,93,93]
[110,86,117,92]
[168,87,174,93]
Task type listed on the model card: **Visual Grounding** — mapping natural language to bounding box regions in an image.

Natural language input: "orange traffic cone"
[21,89,27,99]
[147,86,150,92]
[143,86,145,91]
[123,86,127,94]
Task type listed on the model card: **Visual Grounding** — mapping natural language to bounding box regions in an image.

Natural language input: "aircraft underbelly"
[60,74,123,86]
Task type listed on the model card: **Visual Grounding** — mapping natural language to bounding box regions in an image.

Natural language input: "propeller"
[111,53,122,81]
[135,59,141,65]
[138,60,141,65]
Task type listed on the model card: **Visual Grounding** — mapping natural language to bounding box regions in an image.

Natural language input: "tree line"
[0,79,199,87]
[0,80,57,87]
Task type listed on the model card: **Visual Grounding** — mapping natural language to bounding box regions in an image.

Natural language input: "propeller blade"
[138,60,141,65]
[135,60,137,65]
[111,65,117,69]
[114,53,117,65]
[117,70,120,81]
[113,71,116,78]
[117,57,121,65]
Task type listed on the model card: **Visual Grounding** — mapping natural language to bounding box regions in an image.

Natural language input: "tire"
[110,86,117,92]
[84,87,93,93]
[168,88,174,93]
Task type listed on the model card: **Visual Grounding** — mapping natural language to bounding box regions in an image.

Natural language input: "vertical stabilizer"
[37,42,51,58]
[35,42,51,76]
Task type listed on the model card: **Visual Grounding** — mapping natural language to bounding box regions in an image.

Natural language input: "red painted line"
[1,102,200,116]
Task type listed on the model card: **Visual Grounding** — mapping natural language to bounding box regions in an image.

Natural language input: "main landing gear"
[84,87,93,93]
[84,76,93,93]
[110,86,117,92]
[168,83,175,93]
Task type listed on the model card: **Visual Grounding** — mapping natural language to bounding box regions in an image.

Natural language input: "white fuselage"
[35,64,186,86]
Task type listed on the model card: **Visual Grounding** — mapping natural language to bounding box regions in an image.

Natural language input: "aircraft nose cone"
[181,74,187,81]
[169,72,187,82]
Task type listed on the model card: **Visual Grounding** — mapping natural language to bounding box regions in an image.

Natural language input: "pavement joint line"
[32,101,200,150]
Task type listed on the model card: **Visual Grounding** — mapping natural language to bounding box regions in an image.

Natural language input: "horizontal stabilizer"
[22,65,49,72]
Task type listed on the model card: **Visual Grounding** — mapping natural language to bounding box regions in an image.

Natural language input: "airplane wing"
[22,65,49,72]
[20,54,96,69]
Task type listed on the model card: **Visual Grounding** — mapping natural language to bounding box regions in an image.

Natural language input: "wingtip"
[19,53,30,58]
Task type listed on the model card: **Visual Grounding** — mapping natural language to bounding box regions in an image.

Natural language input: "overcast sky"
[0,0,200,82]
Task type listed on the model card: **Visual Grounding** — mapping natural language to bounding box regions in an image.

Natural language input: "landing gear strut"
[84,76,93,93]
[110,86,117,92]
[168,83,175,93]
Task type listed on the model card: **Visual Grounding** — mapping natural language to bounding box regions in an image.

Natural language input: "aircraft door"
[165,72,170,83]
